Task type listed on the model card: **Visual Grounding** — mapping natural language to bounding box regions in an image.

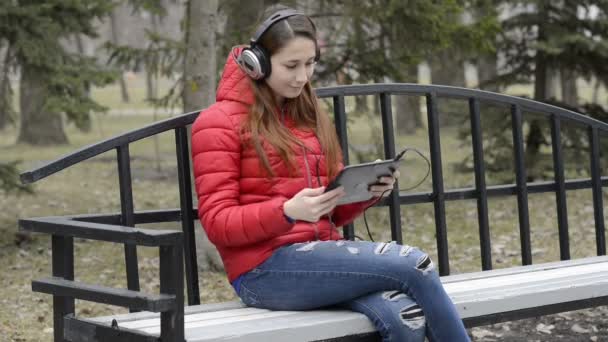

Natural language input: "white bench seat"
[90,256,608,341]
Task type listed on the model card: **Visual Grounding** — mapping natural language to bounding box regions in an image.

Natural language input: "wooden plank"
[184,310,375,342]
[122,308,274,330]
[89,301,245,324]
[454,280,608,319]
[444,260,608,292]
[442,255,608,283]
[64,315,160,342]
[86,257,608,341]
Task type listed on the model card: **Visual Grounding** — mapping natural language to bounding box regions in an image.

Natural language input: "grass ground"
[1,78,607,340]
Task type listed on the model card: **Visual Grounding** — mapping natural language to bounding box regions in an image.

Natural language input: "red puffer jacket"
[191,48,373,282]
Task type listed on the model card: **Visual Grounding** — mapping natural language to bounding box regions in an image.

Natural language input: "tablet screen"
[325,159,400,205]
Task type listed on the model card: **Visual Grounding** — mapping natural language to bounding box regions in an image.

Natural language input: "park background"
[1,0,607,340]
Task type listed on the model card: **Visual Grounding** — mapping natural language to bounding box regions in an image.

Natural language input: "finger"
[299,187,325,197]
[377,176,394,184]
[318,198,340,216]
[371,189,392,197]
[370,185,392,193]
[316,186,345,202]
[393,170,400,179]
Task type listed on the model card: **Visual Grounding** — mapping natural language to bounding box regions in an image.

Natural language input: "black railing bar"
[316,84,608,132]
[550,115,570,260]
[379,93,403,244]
[117,145,140,296]
[333,95,354,240]
[32,277,176,312]
[20,111,200,184]
[511,104,532,265]
[426,92,450,275]
[45,208,196,225]
[589,126,606,255]
[469,97,492,270]
[69,209,187,225]
[19,217,183,247]
[51,235,75,342]
[22,86,608,186]
[175,126,200,306]
[368,177,608,206]
[159,241,185,341]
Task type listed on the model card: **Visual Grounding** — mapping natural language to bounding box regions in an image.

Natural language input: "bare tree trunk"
[0,43,13,130]
[184,0,224,272]
[220,0,266,61]
[110,9,130,103]
[146,14,159,103]
[74,35,90,97]
[430,50,466,87]
[74,34,92,133]
[477,54,498,92]
[546,68,560,100]
[17,64,68,145]
[393,64,422,135]
[592,77,600,104]
[528,2,549,181]
[183,0,218,112]
[430,49,467,127]
[147,13,162,172]
[560,69,578,107]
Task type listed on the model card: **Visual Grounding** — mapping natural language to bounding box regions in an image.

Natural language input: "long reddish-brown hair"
[240,5,342,180]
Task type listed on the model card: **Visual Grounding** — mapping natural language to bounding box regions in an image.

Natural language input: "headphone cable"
[362,147,431,242]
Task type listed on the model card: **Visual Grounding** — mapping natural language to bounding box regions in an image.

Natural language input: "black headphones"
[237,8,320,80]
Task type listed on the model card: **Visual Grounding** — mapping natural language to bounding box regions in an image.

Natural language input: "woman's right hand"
[283,186,345,223]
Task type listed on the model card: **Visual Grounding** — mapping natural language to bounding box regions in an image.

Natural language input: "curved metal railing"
[21,83,608,302]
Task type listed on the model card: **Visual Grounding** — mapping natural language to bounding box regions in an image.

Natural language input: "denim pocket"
[239,268,261,306]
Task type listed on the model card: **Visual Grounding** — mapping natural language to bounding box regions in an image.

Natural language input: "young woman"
[191,5,470,341]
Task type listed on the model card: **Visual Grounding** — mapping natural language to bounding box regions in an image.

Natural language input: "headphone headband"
[238,8,317,80]
[250,9,303,45]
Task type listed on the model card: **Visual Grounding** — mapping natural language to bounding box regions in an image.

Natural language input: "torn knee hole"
[295,241,319,252]
[381,290,408,302]
[415,254,434,274]
[374,241,396,255]
[400,304,425,329]
[399,245,414,257]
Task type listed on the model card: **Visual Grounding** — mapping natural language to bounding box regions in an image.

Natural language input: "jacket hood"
[215,46,255,106]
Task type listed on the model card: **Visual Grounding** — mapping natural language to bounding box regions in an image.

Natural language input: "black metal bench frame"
[19,83,608,341]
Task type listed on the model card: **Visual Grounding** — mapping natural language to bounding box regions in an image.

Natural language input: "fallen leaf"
[571,323,590,334]
[536,323,555,334]
[471,328,496,339]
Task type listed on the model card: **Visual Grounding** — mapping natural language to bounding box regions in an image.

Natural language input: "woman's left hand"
[369,160,400,198]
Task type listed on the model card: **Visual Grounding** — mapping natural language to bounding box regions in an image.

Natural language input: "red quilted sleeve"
[191,107,294,247]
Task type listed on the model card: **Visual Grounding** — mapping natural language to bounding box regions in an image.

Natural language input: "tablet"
[325,158,401,205]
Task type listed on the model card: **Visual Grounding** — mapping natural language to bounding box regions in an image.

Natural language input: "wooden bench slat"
[88,300,246,324]
[455,279,608,319]
[86,256,608,341]
[184,310,375,342]
[445,260,608,293]
[442,255,608,283]
[138,310,308,334]
[451,273,608,303]
[122,308,281,330]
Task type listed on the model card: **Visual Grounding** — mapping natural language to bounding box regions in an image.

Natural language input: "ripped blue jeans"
[235,240,470,342]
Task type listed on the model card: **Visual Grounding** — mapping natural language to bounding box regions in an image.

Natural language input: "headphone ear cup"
[252,44,271,79]
[238,47,264,80]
